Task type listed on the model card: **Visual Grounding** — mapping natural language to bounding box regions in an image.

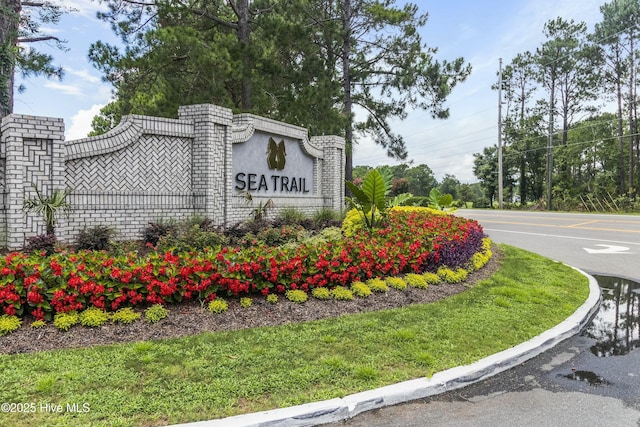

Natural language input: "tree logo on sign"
[267,137,286,170]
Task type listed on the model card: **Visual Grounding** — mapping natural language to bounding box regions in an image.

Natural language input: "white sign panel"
[232,131,314,196]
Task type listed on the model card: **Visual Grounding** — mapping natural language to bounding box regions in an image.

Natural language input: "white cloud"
[67,68,102,84]
[66,104,104,140]
[43,81,83,96]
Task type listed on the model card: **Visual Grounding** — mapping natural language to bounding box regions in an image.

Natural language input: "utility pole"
[497,58,504,209]
[546,76,555,211]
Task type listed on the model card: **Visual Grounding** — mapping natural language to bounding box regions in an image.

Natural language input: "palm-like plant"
[22,184,72,236]
[345,169,414,231]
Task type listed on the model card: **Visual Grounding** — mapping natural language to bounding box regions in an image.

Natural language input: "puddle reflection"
[559,370,613,387]
[585,275,640,357]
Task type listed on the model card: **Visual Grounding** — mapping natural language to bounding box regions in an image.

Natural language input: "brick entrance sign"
[0,104,345,250]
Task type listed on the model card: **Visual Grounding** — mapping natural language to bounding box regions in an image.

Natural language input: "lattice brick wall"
[66,135,192,193]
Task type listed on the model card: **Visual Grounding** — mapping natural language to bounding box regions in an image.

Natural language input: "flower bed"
[0,208,486,321]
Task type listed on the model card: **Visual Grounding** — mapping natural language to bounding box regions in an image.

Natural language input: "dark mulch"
[0,247,502,355]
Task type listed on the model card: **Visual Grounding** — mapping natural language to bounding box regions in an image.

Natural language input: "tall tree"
[500,52,537,203]
[593,0,638,194]
[404,163,437,196]
[0,0,67,118]
[90,0,471,187]
[90,0,346,135]
[534,17,600,209]
[473,145,498,207]
[90,0,279,121]
[318,0,471,182]
[438,174,460,199]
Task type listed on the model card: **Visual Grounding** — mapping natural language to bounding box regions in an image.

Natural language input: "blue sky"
[14,0,609,183]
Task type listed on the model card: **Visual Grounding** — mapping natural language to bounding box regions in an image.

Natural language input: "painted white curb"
[171,266,601,427]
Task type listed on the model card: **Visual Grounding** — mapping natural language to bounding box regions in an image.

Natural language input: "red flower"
[24,275,38,286]
[27,289,44,304]
[31,307,45,320]
[49,260,63,276]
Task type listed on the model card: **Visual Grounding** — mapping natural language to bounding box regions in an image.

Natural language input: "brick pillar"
[312,135,345,212]
[178,104,233,226]
[1,114,65,249]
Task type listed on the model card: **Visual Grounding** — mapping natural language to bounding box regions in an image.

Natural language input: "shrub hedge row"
[0,208,485,321]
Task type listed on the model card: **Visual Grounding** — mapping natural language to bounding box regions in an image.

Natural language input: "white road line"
[483,228,640,246]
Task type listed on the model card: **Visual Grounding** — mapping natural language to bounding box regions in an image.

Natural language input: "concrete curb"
[172,267,601,427]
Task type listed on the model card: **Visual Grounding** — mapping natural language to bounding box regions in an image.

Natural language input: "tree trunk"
[628,35,635,194]
[0,0,21,118]
[546,74,555,210]
[342,0,353,187]
[236,0,252,110]
[519,83,527,203]
[617,72,625,194]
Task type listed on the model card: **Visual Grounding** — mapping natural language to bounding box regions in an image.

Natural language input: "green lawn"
[0,245,590,427]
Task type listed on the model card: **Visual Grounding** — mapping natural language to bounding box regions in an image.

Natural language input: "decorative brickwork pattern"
[66,135,192,192]
[0,105,344,249]
[23,138,54,235]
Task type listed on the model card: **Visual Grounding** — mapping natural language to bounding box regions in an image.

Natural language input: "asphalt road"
[327,209,640,427]
[461,209,640,280]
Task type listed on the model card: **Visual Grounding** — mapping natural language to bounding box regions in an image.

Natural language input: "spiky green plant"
[285,289,308,303]
[0,315,22,335]
[208,299,229,314]
[144,304,168,323]
[111,308,141,324]
[80,307,110,327]
[331,286,354,301]
[351,281,372,297]
[385,277,407,290]
[311,287,331,300]
[22,184,72,235]
[367,278,390,292]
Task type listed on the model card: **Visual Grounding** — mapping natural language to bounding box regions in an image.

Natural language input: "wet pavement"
[326,275,640,426]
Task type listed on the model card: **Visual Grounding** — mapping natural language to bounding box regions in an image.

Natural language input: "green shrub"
[80,307,110,327]
[311,287,331,300]
[351,281,372,297]
[76,225,115,251]
[312,208,342,228]
[157,224,226,253]
[145,304,168,323]
[285,289,308,303]
[275,207,307,225]
[342,208,377,237]
[437,267,468,283]
[240,297,253,308]
[53,311,79,331]
[111,308,141,324]
[0,315,22,335]
[31,320,47,328]
[142,220,177,246]
[469,237,493,271]
[405,273,428,289]
[24,233,57,256]
[107,240,140,256]
[266,294,278,304]
[367,278,390,292]
[319,227,343,241]
[256,225,307,246]
[422,272,441,285]
[331,286,354,301]
[182,215,216,232]
[298,227,342,249]
[208,299,229,314]
[385,277,407,291]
